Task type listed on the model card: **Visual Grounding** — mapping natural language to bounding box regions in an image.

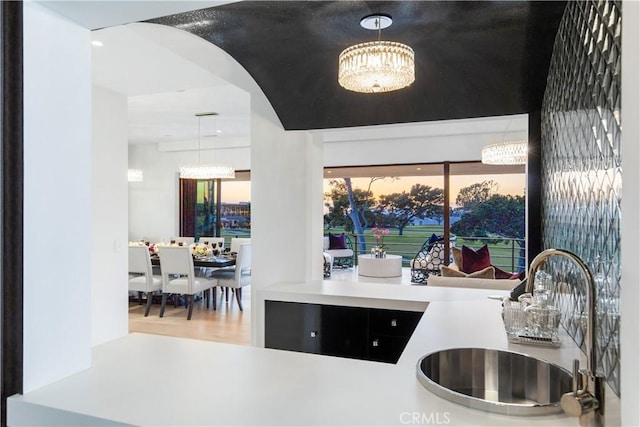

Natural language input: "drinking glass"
[503,300,526,337]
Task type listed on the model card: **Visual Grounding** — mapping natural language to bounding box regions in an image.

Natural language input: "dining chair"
[158,246,217,320]
[170,236,195,246]
[128,245,163,317]
[229,237,251,254]
[210,242,251,311]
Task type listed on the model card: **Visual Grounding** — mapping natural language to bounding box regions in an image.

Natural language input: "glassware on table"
[524,271,561,340]
[525,302,561,340]
[533,270,553,303]
[518,292,533,307]
[503,299,526,338]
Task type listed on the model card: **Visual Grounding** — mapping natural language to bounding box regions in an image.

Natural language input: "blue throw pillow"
[328,233,347,250]
[427,233,444,251]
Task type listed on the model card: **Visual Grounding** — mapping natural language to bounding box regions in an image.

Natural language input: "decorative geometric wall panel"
[541,0,621,396]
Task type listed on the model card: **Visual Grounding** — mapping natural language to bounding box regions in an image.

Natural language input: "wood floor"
[128,287,251,346]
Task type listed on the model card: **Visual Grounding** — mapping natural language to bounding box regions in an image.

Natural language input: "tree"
[455,180,498,210]
[451,194,526,270]
[323,180,361,229]
[323,179,377,230]
[431,205,445,225]
[324,178,381,253]
[376,184,444,235]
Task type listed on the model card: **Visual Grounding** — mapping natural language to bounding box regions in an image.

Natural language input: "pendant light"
[481,141,528,165]
[338,14,415,93]
[481,119,528,165]
[179,112,235,180]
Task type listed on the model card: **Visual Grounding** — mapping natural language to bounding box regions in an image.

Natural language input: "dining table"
[150,254,236,269]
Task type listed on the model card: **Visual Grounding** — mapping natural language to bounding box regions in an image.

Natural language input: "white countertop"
[8,281,620,426]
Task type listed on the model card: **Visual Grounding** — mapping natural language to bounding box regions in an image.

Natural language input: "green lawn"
[326,225,524,272]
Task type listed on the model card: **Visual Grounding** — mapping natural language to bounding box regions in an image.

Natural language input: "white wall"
[91,86,128,346]
[621,1,640,424]
[128,142,250,242]
[322,115,528,166]
[23,2,92,392]
[250,116,323,347]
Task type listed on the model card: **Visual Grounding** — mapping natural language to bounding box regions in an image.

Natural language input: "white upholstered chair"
[230,237,251,254]
[158,246,217,320]
[210,243,251,311]
[128,245,162,317]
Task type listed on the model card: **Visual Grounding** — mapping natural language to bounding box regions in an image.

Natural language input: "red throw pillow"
[328,233,347,250]
[461,245,491,274]
[494,265,525,280]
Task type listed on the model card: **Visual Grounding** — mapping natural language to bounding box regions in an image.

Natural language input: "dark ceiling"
[147,1,567,131]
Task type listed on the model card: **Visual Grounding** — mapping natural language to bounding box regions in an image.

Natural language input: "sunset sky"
[221,173,525,205]
[339,174,526,201]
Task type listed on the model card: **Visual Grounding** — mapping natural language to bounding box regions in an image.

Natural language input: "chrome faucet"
[526,248,605,424]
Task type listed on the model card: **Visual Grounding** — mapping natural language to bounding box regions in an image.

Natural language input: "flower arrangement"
[191,243,213,258]
[148,243,159,255]
[371,227,390,251]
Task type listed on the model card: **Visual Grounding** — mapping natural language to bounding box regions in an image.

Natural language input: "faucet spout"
[526,248,604,421]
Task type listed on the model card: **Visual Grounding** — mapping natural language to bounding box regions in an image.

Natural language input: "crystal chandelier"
[179,164,235,179]
[179,112,235,180]
[338,14,415,94]
[481,141,528,165]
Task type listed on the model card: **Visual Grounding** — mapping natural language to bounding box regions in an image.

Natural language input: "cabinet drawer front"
[320,305,369,359]
[369,309,423,337]
[368,335,411,364]
[265,300,322,354]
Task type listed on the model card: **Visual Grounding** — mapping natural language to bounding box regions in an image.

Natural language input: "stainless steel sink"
[416,348,573,416]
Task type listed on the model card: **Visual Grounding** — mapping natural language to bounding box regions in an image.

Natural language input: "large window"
[323,162,526,271]
[180,172,251,241]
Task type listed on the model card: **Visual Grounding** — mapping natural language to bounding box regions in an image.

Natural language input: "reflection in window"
[180,177,252,241]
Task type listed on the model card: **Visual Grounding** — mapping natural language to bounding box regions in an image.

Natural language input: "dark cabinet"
[264,301,322,354]
[368,307,423,363]
[320,304,369,359]
[265,300,422,364]
[367,334,411,363]
[369,308,423,337]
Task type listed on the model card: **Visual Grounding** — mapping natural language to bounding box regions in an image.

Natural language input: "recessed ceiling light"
[327,170,332,174]
[416,167,422,171]
[91,40,103,47]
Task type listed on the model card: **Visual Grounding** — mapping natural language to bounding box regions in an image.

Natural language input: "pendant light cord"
[502,119,513,144]
[198,116,202,164]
